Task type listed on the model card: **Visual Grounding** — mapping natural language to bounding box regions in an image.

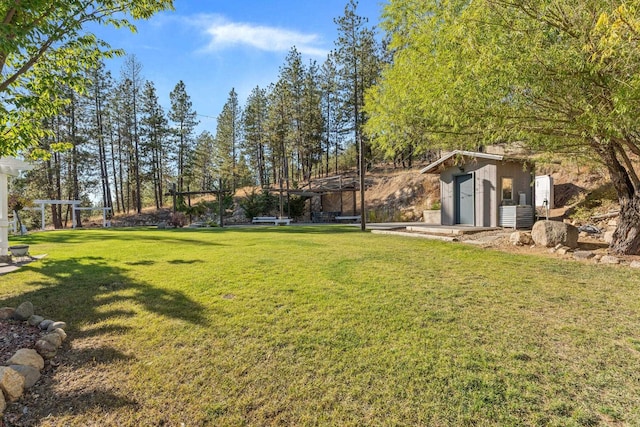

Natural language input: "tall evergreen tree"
[242,86,270,187]
[334,0,381,169]
[140,81,169,208]
[320,53,342,176]
[214,88,242,191]
[87,62,115,213]
[120,55,144,213]
[192,131,216,192]
[169,80,198,193]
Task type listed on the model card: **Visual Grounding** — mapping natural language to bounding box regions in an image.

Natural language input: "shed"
[420,150,535,228]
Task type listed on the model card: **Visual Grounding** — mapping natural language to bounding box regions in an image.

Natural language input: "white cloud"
[190,15,328,57]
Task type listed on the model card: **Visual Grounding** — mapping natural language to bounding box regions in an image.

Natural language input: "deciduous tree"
[367,0,640,254]
[0,0,174,157]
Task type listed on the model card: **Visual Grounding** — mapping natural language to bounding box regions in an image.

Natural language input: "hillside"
[106,159,614,227]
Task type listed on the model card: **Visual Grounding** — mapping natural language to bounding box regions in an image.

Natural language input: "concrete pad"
[0,254,47,275]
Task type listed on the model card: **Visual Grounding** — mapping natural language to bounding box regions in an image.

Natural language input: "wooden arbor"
[267,175,365,223]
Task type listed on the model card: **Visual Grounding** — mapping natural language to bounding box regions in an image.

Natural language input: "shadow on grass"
[0,255,207,422]
[17,227,229,247]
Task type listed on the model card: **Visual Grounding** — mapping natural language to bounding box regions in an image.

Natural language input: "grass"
[2,226,640,426]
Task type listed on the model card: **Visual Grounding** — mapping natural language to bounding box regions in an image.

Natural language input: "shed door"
[455,174,474,225]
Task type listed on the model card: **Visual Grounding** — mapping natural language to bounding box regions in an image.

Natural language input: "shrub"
[286,195,308,219]
[239,189,278,219]
[169,212,187,228]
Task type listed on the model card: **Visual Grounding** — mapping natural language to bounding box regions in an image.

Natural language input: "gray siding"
[438,158,533,227]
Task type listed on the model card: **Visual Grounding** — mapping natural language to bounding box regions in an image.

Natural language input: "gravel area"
[0,320,45,365]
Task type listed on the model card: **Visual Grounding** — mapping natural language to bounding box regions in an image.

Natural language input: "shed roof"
[419,150,527,174]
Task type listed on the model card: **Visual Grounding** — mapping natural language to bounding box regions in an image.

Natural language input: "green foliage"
[0,0,174,157]
[368,0,640,253]
[239,189,278,219]
[285,195,307,219]
[367,0,640,156]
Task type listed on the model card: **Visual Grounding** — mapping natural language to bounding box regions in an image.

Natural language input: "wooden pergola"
[266,175,366,221]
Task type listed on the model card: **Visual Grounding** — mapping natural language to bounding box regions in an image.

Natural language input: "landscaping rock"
[38,319,53,330]
[51,328,67,342]
[0,307,15,320]
[557,246,572,255]
[0,389,5,415]
[510,231,533,246]
[42,333,62,348]
[12,302,33,321]
[8,365,40,389]
[600,255,620,265]
[574,251,595,260]
[604,231,615,244]
[0,367,25,401]
[7,349,44,370]
[531,220,579,248]
[27,315,44,327]
[47,321,67,332]
[34,339,57,359]
[630,261,640,269]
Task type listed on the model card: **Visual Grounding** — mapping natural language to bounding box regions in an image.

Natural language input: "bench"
[335,215,361,222]
[252,216,291,225]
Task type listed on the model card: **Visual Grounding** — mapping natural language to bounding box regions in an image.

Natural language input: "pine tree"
[140,81,169,208]
[214,89,242,191]
[242,86,270,187]
[169,80,199,194]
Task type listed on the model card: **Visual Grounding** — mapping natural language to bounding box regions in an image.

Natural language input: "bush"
[169,212,187,228]
[239,189,278,219]
[286,195,308,219]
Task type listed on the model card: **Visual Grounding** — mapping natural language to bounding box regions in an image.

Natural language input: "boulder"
[600,255,620,265]
[0,307,15,320]
[12,301,34,321]
[510,231,533,246]
[7,349,44,370]
[35,339,57,359]
[8,365,40,389]
[531,220,579,248]
[47,321,67,332]
[630,260,640,269]
[28,315,44,326]
[42,333,62,348]
[51,328,67,342]
[0,388,5,414]
[0,367,24,401]
[38,319,54,330]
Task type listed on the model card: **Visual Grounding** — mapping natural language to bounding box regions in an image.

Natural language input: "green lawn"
[2,226,640,426]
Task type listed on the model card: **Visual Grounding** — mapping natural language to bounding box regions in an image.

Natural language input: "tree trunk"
[611,194,640,254]
[598,140,640,254]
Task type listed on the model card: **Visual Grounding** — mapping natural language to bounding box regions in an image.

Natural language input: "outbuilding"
[420,150,535,228]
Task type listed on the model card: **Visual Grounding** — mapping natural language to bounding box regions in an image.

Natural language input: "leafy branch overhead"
[0,0,174,157]
[366,0,640,254]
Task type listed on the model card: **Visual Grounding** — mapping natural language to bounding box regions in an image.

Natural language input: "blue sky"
[92,1,385,134]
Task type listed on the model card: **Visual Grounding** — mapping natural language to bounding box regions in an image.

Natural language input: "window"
[501,177,513,203]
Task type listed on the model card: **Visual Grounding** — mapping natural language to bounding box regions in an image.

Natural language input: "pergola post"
[0,157,33,258]
[0,172,9,257]
[40,202,45,230]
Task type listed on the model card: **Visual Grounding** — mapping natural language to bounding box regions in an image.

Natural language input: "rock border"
[0,301,67,416]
